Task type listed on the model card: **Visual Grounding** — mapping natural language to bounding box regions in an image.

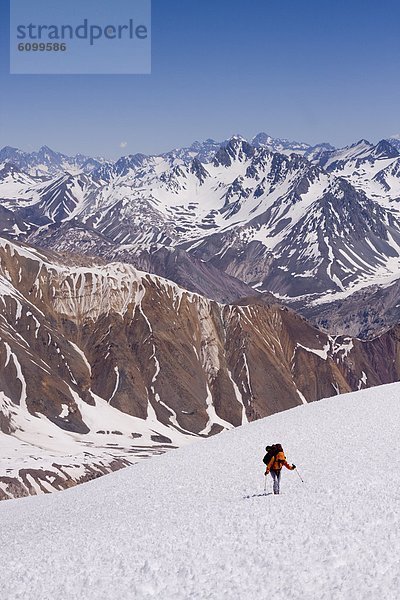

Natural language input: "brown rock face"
[1,237,400,499]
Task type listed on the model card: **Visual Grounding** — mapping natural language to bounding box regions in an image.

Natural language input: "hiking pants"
[270,469,281,494]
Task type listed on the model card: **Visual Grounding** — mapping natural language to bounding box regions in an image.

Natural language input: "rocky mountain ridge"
[2,237,400,498]
[2,134,400,338]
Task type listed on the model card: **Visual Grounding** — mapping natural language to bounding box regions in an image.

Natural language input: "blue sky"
[0,0,399,158]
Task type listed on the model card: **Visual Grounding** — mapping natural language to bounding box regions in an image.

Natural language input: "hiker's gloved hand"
[292,464,296,469]
[265,469,269,476]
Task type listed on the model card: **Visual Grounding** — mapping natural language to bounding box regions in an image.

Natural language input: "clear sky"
[0,0,399,158]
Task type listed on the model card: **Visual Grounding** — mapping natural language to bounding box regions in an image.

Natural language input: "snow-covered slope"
[317,139,400,205]
[1,383,399,599]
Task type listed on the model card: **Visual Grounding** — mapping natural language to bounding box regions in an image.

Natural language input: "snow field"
[1,383,400,599]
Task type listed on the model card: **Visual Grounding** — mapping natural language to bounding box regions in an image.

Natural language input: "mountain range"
[2,235,400,498]
[2,131,400,498]
[1,133,400,319]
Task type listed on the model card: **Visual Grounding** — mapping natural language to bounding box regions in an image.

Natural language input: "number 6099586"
[18,43,67,51]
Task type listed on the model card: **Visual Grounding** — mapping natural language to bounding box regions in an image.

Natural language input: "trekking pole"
[263,474,267,494]
[295,468,304,483]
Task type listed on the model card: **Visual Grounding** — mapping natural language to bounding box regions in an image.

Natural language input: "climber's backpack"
[263,444,280,466]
